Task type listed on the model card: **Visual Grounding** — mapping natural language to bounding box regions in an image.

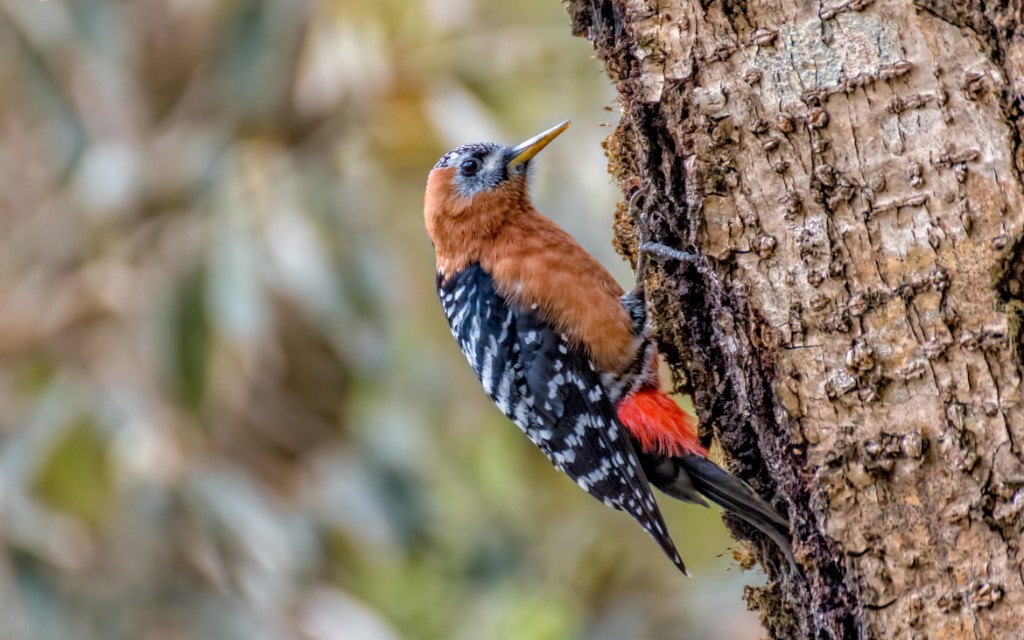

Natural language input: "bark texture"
[565,1,1024,638]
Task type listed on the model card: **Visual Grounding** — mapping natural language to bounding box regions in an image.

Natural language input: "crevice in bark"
[996,234,1024,366]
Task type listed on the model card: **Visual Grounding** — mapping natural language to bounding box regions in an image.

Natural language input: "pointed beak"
[506,120,570,169]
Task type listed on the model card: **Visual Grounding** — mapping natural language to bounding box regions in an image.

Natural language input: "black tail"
[674,454,797,571]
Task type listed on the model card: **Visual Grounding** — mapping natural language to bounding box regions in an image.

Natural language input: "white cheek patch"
[483,153,505,174]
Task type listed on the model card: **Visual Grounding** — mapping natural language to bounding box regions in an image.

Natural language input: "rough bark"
[565,1,1024,638]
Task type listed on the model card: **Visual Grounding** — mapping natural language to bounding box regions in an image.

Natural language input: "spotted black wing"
[437,264,687,574]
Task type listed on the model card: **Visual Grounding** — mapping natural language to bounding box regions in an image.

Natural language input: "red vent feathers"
[616,390,707,458]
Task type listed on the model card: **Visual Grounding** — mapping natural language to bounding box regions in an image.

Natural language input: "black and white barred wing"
[437,264,687,573]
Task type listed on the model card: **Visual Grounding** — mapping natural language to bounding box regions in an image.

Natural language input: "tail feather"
[678,454,797,571]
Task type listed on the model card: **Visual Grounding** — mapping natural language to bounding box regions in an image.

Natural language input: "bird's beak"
[507,120,570,169]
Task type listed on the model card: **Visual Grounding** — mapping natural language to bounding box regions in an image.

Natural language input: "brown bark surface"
[566,1,1024,638]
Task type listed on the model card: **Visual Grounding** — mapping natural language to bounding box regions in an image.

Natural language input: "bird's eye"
[460,158,482,176]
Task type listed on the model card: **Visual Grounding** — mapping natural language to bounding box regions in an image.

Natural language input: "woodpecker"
[424,121,794,575]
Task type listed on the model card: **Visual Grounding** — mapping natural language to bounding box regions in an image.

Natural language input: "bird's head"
[424,121,569,251]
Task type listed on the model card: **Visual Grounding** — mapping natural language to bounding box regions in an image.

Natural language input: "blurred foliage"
[0,1,766,639]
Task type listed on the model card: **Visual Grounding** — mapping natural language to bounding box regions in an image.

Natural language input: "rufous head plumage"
[423,121,570,272]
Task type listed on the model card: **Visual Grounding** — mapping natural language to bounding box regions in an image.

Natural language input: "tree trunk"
[565,1,1024,638]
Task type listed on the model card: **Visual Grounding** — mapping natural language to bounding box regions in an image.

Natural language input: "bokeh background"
[0,1,767,638]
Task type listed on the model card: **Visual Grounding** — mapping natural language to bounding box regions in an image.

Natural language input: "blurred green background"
[0,1,766,638]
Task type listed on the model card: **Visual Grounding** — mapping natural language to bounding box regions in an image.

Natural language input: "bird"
[423,120,794,575]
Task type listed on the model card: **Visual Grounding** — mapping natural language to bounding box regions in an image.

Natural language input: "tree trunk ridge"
[566,1,1024,638]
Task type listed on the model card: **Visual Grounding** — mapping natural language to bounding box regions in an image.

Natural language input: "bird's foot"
[628,189,701,296]
[630,189,700,265]
[639,242,699,263]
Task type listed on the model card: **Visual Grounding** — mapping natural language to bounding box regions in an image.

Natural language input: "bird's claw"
[630,188,654,247]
